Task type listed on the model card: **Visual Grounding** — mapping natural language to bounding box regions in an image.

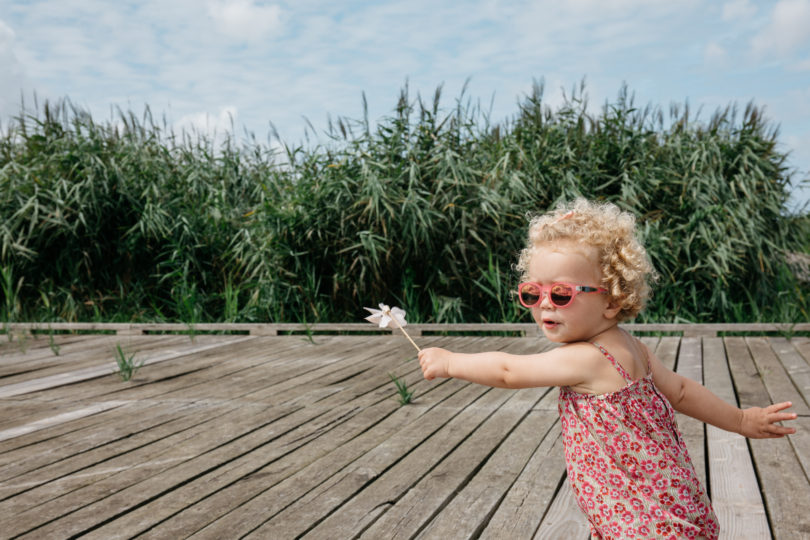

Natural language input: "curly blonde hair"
[516,198,657,321]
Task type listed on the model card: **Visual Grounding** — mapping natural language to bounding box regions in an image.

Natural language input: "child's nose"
[538,291,555,309]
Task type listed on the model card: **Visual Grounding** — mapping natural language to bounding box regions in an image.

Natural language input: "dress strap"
[591,342,633,383]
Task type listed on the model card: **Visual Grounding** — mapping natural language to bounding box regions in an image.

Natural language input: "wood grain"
[1,334,806,538]
[703,337,769,539]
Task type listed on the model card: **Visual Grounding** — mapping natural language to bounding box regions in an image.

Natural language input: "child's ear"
[603,298,622,320]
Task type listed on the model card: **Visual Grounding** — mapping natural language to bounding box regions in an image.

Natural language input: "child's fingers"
[767,401,793,413]
[418,351,433,380]
[766,403,798,428]
[769,411,798,423]
[763,405,798,437]
[766,424,796,436]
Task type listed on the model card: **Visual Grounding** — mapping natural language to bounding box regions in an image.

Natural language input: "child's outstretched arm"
[647,345,797,438]
[418,344,600,389]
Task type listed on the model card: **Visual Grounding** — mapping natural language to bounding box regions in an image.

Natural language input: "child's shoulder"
[555,341,609,367]
[585,332,650,381]
[552,341,625,393]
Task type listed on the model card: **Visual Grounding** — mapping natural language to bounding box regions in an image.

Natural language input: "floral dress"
[558,343,719,539]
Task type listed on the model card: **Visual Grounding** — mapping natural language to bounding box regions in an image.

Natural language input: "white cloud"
[0,18,32,119]
[2,0,809,185]
[175,105,238,142]
[751,0,810,57]
[565,0,694,15]
[783,132,810,209]
[722,0,756,20]
[790,58,810,71]
[704,42,727,65]
[0,18,14,48]
[207,0,282,42]
[785,87,810,117]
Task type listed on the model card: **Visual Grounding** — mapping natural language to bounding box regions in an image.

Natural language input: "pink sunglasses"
[518,282,608,309]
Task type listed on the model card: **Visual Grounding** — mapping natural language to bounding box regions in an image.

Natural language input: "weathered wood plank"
[769,337,810,409]
[4,400,299,539]
[532,478,591,539]
[416,408,559,539]
[87,365,445,539]
[0,335,254,399]
[654,336,680,371]
[85,336,489,538]
[288,387,517,539]
[726,337,810,539]
[745,337,810,416]
[0,336,197,428]
[0,335,183,384]
[0,332,89,357]
[0,334,115,373]
[0,402,256,535]
[703,338,769,538]
[675,337,707,490]
[478,420,566,539]
[0,339,278,444]
[790,416,810,482]
[19,334,367,406]
[357,386,548,539]
[747,435,810,540]
[153,335,400,398]
[526,391,593,538]
[0,334,798,539]
[0,334,198,379]
[794,337,810,364]
[769,338,810,481]
[184,380,490,539]
[0,338,420,476]
[0,400,203,482]
[0,400,128,442]
[243,339,549,539]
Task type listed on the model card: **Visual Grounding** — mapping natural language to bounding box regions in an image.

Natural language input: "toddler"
[418,198,797,539]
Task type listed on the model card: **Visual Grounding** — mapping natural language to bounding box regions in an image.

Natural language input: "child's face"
[526,240,619,343]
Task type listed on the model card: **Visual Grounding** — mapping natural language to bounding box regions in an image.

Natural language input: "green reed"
[389,373,414,405]
[0,82,807,324]
[114,343,143,381]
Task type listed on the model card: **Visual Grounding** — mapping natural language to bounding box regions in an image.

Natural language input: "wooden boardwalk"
[0,331,808,539]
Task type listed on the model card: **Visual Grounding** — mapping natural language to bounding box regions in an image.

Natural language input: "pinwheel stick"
[390,316,421,352]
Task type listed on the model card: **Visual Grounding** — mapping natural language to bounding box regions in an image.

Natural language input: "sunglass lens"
[519,283,541,307]
[550,283,574,307]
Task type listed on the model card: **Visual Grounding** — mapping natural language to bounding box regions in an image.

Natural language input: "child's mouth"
[543,319,559,329]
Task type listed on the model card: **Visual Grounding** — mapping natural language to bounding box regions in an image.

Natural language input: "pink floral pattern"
[559,343,719,539]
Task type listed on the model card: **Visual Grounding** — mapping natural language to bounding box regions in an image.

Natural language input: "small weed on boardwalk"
[301,321,318,345]
[389,373,414,405]
[114,343,143,381]
[48,331,60,356]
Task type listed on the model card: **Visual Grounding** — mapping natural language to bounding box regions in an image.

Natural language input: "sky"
[1,0,809,209]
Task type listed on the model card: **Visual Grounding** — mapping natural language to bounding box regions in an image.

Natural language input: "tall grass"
[1,83,807,324]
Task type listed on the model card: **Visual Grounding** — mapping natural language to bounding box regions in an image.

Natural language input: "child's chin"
[541,327,569,343]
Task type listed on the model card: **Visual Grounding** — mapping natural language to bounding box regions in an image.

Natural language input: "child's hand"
[418,347,452,380]
[739,401,798,438]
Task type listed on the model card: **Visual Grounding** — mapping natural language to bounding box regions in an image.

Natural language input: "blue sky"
[1,0,809,209]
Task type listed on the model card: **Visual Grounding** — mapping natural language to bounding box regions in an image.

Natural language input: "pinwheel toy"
[363,303,421,352]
